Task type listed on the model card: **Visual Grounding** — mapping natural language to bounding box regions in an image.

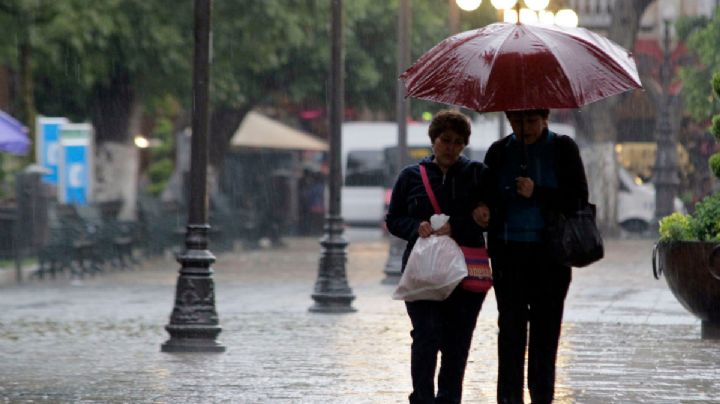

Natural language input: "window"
[345,150,385,186]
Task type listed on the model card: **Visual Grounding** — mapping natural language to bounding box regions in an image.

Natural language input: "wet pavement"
[1,234,718,403]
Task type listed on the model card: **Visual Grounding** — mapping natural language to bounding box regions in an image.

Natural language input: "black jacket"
[483,129,588,246]
[385,155,489,270]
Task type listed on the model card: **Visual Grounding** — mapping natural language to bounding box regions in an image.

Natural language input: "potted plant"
[654,72,720,339]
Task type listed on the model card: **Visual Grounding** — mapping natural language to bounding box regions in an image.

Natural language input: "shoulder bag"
[546,135,604,268]
[546,203,604,267]
[419,165,492,293]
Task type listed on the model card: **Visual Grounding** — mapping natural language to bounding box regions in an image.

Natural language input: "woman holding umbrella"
[479,108,588,403]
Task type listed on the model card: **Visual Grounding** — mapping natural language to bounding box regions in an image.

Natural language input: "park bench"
[34,203,102,278]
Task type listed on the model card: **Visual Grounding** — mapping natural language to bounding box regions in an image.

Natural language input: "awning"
[0,110,30,155]
[230,111,327,151]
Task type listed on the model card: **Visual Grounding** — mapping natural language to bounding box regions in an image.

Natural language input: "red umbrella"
[400,22,642,112]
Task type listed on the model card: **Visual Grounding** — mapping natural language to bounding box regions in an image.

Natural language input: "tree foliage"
[680,9,720,122]
[0,0,493,165]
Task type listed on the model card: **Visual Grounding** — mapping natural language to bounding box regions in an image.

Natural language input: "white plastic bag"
[392,234,468,301]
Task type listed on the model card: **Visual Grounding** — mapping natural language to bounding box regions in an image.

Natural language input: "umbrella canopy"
[230,111,327,152]
[0,110,30,155]
[401,22,642,112]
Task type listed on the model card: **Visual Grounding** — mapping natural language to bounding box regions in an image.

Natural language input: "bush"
[689,193,720,241]
[710,153,720,179]
[712,115,720,140]
[659,69,720,243]
[659,212,694,242]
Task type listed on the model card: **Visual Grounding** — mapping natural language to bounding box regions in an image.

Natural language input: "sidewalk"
[0,236,718,403]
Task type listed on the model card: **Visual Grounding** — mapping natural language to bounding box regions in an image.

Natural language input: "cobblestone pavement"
[1,235,719,403]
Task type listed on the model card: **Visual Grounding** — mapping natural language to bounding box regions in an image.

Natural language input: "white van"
[340,116,525,227]
[617,166,686,233]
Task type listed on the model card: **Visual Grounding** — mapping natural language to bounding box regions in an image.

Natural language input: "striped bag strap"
[419,164,442,215]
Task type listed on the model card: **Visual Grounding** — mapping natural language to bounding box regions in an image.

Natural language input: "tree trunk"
[574,0,654,235]
[90,71,135,144]
[576,0,653,143]
[90,74,141,219]
[18,28,36,163]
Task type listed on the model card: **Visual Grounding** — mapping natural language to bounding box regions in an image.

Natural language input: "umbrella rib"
[451,26,514,110]
[524,28,581,103]
[442,30,501,108]
[538,27,642,93]
[528,24,642,104]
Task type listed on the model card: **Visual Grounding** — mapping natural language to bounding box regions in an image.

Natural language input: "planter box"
[655,241,720,339]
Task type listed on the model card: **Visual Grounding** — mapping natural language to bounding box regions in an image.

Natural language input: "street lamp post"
[653,17,680,227]
[383,0,412,284]
[161,0,225,353]
[309,0,356,313]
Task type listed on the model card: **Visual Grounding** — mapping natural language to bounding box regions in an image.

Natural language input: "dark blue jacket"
[385,155,489,271]
[483,129,589,250]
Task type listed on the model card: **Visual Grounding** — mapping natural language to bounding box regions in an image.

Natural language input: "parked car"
[617,166,685,233]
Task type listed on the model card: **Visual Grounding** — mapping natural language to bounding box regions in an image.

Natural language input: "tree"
[0,0,477,202]
[573,0,653,143]
[33,0,192,143]
[0,0,60,162]
[679,9,720,123]
[207,0,459,166]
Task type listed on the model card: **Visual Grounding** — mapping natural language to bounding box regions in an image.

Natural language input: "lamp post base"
[162,324,226,352]
[309,216,356,313]
[161,225,225,353]
[309,293,357,313]
[382,236,404,284]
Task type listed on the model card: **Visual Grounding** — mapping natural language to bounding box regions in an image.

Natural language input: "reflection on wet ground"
[0,237,718,403]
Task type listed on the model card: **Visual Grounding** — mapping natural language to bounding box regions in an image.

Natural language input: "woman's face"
[432,130,466,170]
[506,112,548,144]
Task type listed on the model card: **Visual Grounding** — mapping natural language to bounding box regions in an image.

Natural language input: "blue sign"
[36,117,68,184]
[62,143,88,204]
[58,124,93,205]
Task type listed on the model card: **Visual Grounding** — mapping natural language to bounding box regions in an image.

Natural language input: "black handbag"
[546,203,604,268]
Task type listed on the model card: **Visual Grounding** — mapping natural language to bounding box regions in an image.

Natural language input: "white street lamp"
[456,0,482,12]
[524,0,549,11]
[490,0,517,9]
[554,9,578,27]
[503,8,538,24]
[538,10,555,25]
[519,7,539,23]
[503,8,517,23]
[134,135,150,149]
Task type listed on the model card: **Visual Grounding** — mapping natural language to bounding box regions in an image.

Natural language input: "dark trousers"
[490,240,571,404]
[405,286,486,404]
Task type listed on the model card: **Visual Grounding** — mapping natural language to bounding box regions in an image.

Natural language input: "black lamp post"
[383,0,412,284]
[161,0,225,352]
[309,0,356,313]
[653,18,679,227]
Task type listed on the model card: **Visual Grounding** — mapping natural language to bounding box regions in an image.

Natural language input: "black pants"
[490,240,571,404]
[405,286,486,404]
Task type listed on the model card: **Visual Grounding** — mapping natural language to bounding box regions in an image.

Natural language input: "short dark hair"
[428,110,471,145]
[505,109,550,119]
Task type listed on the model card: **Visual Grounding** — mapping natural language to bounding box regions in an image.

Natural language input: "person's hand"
[434,222,451,237]
[515,176,534,198]
[418,221,433,238]
[473,204,490,227]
